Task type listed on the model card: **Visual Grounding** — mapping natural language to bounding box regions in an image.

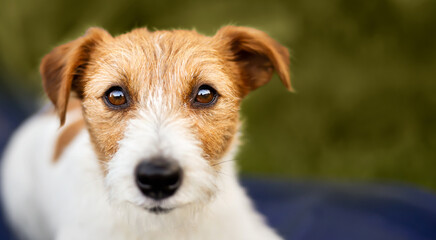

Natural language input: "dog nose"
[135,158,182,200]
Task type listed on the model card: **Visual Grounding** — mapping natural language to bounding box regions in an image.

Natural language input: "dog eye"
[104,87,128,108]
[194,85,218,106]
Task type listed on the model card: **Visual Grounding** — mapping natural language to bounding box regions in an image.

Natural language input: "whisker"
[215,170,231,177]
[211,159,235,167]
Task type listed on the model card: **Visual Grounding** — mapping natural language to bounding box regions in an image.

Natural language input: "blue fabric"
[0,85,26,240]
[1,94,436,240]
[242,178,436,240]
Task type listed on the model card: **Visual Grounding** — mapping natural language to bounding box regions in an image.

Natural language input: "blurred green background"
[0,0,435,190]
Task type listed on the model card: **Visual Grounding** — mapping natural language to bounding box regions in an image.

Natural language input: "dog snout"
[135,158,182,200]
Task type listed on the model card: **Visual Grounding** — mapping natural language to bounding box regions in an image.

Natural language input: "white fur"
[1,101,283,239]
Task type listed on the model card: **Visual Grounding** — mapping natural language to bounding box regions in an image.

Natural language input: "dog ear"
[40,27,111,126]
[215,26,292,96]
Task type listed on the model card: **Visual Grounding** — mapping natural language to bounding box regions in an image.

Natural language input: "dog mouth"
[146,206,174,214]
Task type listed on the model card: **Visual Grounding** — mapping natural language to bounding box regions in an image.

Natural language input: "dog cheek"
[193,110,239,169]
[82,99,129,165]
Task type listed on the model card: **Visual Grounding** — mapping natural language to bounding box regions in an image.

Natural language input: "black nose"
[135,158,182,200]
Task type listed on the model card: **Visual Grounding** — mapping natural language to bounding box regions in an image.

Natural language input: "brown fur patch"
[40,28,111,126]
[214,26,292,96]
[52,117,85,162]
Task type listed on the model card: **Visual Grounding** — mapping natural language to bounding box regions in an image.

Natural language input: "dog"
[1,25,291,240]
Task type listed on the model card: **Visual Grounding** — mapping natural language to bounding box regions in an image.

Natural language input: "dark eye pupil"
[195,86,215,104]
[107,88,127,106]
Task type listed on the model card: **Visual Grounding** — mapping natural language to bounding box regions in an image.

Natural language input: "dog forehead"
[98,29,220,71]
[89,29,229,97]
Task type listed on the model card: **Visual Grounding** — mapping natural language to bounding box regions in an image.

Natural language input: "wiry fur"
[1,26,291,240]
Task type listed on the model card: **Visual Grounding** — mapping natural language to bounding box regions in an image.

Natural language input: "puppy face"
[40,26,291,213]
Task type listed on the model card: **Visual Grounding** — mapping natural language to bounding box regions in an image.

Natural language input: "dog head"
[40,26,291,215]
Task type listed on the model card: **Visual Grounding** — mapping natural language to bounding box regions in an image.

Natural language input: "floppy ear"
[215,26,292,96]
[40,27,111,126]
